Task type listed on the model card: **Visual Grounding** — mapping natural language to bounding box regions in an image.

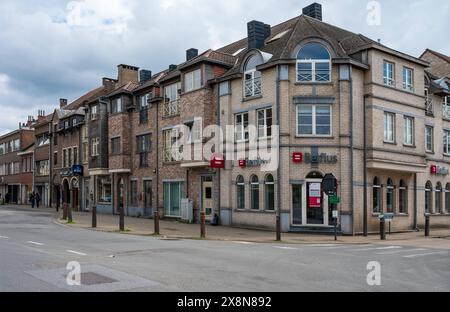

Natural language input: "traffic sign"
[329,195,340,205]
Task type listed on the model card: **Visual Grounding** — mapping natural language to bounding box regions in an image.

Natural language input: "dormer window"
[185,69,201,92]
[297,43,331,82]
[111,98,122,114]
[243,54,263,98]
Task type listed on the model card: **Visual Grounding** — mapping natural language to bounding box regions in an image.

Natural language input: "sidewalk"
[53,209,450,249]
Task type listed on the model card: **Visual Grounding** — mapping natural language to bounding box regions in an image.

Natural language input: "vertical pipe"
[275,65,282,241]
[363,96,368,237]
[413,173,418,230]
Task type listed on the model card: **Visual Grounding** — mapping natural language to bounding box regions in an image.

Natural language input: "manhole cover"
[64,272,118,286]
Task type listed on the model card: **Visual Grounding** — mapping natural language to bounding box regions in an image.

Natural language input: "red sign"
[309,197,321,208]
[431,165,437,174]
[210,154,225,168]
[238,159,246,168]
[293,152,303,163]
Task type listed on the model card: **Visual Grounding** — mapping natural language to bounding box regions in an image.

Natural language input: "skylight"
[266,29,292,44]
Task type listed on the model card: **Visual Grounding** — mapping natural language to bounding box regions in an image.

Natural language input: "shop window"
[386,178,395,213]
[399,180,408,214]
[97,177,112,203]
[130,180,138,207]
[264,174,275,211]
[250,175,260,210]
[236,176,245,210]
[373,177,382,214]
[435,182,442,214]
[425,181,433,214]
[164,182,183,217]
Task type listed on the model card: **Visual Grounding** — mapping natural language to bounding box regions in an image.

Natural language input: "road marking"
[376,248,427,255]
[274,246,298,250]
[356,246,402,251]
[306,244,339,247]
[66,250,87,256]
[0,236,9,239]
[27,241,44,246]
[403,251,448,259]
[232,241,257,245]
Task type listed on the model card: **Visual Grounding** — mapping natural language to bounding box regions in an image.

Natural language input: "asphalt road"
[0,206,449,292]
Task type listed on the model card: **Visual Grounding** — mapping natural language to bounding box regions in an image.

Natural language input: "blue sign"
[72,165,83,176]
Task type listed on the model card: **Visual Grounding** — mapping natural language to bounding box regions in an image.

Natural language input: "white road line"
[306,244,339,247]
[274,246,298,250]
[355,246,403,251]
[376,248,428,255]
[232,241,257,245]
[66,250,87,256]
[403,251,448,259]
[27,241,44,246]
[0,236,9,239]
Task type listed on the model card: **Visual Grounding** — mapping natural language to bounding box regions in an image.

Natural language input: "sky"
[0,0,449,135]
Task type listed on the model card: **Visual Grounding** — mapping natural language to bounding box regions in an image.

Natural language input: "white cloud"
[0,74,11,95]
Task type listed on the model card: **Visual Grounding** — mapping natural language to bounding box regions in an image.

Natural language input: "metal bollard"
[67,205,73,223]
[154,210,160,235]
[92,205,97,228]
[62,203,68,220]
[119,206,125,232]
[380,216,386,240]
[200,212,206,238]
[276,215,281,241]
[425,214,430,237]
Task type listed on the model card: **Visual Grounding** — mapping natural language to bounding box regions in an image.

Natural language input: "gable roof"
[421,49,450,64]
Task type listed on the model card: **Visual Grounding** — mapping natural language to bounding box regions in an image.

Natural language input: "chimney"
[169,64,178,71]
[247,20,271,50]
[302,3,322,21]
[139,70,153,83]
[60,99,68,108]
[102,77,116,91]
[37,110,46,123]
[186,48,198,61]
[117,64,139,86]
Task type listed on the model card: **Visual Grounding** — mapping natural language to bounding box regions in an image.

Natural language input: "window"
[386,178,395,213]
[235,113,249,142]
[97,177,112,203]
[137,134,151,167]
[425,87,433,115]
[402,67,414,91]
[297,105,331,136]
[64,120,70,129]
[73,147,78,165]
[443,96,450,119]
[373,177,382,214]
[257,108,273,138]
[426,126,434,153]
[383,61,395,86]
[425,181,433,214]
[130,180,138,207]
[54,152,58,166]
[163,129,179,162]
[296,43,331,82]
[36,133,50,147]
[82,142,88,163]
[164,182,183,217]
[63,149,68,168]
[91,105,98,120]
[111,137,121,155]
[186,119,202,143]
[435,182,442,214]
[384,112,395,143]
[111,98,122,114]
[138,93,150,124]
[446,184,450,214]
[444,130,450,155]
[236,176,245,210]
[53,125,58,145]
[250,175,260,210]
[265,174,275,211]
[399,180,408,214]
[68,148,72,167]
[36,160,49,176]
[164,82,181,116]
[243,54,262,98]
[91,138,100,156]
[404,117,414,146]
[0,143,4,155]
[185,69,201,92]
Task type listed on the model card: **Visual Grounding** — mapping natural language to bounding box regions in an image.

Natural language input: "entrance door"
[144,180,152,217]
[292,185,303,226]
[202,178,213,221]
[307,182,323,225]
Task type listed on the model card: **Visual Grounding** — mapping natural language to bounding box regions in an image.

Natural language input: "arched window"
[264,174,275,211]
[399,180,408,214]
[386,178,395,213]
[425,181,433,214]
[446,183,450,214]
[236,176,245,210]
[373,177,382,214]
[250,175,260,210]
[296,43,331,82]
[435,182,442,214]
[243,54,263,98]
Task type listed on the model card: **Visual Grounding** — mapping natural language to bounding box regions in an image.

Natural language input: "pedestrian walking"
[35,192,41,208]
[29,192,35,208]
[5,193,10,204]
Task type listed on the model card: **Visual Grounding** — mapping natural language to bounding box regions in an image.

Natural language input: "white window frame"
[384,112,395,143]
[111,98,122,114]
[296,59,331,83]
[383,61,395,87]
[403,116,414,146]
[444,130,450,156]
[296,104,332,137]
[91,138,100,157]
[402,67,414,92]
[235,112,249,142]
[244,69,262,98]
[257,108,273,139]
[443,96,450,120]
[425,126,434,153]
[184,69,201,92]
[164,82,181,116]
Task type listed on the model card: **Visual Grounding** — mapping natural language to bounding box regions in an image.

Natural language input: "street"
[0,206,449,292]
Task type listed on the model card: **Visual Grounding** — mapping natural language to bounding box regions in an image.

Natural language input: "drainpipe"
[275,65,282,241]
[349,67,355,236]
[414,173,418,230]
[155,95,159,217]
[216,83,221,222]
[363,95,368,237]
[48,126,52,208]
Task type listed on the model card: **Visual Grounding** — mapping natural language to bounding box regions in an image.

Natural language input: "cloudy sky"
[0,0,449,135]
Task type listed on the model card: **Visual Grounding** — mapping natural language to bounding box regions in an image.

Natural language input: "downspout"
[48,124,52,208]
[276,65,282,240]
[155,93,159,218]
[349,67,355,236]
[414,173,418,230]
[363,95,368,237]
[216,83,221,223]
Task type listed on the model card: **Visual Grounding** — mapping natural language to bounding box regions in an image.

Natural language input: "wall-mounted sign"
[238,158,269,168]
[305,153,338,164]
[431,165,449,175]
[72,165,83,176]
[309,183,322,208]
[210,154,225,169]
[292,152,303,163]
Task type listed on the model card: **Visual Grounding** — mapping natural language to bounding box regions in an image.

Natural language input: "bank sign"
[431,165,449,175]
[292,152,338,164]
[60,165,83,177]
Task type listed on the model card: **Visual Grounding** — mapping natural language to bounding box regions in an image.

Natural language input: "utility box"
[181,198,193,223]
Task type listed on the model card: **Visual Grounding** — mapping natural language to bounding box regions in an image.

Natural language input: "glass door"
[306,182,324,225]
[164,182,183,217]
[292,185,302,226]
[202,178,213,221]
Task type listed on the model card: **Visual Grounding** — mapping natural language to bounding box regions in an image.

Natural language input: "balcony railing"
[425,97,434,116]
[164,100,180,117]
[244,77,262,98]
